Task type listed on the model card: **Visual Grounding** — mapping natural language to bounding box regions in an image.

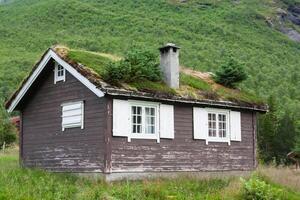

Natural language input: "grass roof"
[54,46,265,106]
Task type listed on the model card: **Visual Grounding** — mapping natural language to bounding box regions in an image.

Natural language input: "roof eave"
[103,88,268,113]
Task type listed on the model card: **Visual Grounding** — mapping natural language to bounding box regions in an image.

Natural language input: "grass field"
[0,0,300,118]
[0,147,300,200]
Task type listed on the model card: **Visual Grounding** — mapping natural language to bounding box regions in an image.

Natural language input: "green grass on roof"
[180,73,263,105]
[128,80,177,95]
[180,73,212,91]
[216,87,264,105]
[67,50,114,76]
[63,47,264,106]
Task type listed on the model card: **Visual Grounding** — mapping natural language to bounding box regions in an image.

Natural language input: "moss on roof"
[67,49,118,76]
[54,46,265,107]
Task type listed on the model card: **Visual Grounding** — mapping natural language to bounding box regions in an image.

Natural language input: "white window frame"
[54,62,66,83]
[206,108,230,144]
[128,101,159,141]
[61,101,84,131]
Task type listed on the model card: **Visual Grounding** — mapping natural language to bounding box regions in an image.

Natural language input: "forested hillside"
[0,0,299,160]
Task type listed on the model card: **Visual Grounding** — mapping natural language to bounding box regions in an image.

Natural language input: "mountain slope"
[0,0,299,116]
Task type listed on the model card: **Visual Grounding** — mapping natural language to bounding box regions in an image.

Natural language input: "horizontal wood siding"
[110,103,256,172]
[21,60,106,172]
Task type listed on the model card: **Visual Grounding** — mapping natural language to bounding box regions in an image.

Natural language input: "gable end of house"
[5,49,105,112]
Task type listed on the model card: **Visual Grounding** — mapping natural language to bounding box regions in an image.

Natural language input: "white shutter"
[61,101,84,130]
[159,104,174,139]
[113,99,130,137]
[54,64,58,84]
[230,111,241,141]
[63,103,82,111]
[193,107,208,141]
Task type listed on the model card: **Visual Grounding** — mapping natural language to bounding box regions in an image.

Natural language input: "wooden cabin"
[5,44,267,180]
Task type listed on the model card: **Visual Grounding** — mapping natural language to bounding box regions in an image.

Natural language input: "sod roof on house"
[5,46,268,112]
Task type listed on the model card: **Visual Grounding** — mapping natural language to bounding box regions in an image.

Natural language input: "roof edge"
[103,88,268,113]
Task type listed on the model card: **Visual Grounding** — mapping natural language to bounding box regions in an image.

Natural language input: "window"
[61,101,84,131]
[130,103,158,139]
[54,62,65,83]
[193,107,241,144]
[207,111,228,142]
[112,99,175,142]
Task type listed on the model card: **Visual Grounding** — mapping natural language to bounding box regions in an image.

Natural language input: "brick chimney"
[159,43,180,89]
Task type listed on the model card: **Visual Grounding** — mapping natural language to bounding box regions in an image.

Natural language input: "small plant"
[103,47,161,85]
[214,54,247,88]
[241,176,284,200]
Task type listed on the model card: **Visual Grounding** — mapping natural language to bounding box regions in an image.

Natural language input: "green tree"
[258,96,298,164]
[103,47,161,85]
[214,54,247,88]
[257,96,279,164]
[0,102,16,147]
[273,113,297,164]
[293,121,300,152]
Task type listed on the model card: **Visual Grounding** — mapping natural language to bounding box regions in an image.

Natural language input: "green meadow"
[1,148,300,200]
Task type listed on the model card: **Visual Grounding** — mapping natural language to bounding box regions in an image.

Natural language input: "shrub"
[103,47,161,85]
[214,54,247,88]
[0,103,16,147]
[241,176,284,200]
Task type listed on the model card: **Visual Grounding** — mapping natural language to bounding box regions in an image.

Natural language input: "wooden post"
[104,98,112,174]
[19,112,23,167]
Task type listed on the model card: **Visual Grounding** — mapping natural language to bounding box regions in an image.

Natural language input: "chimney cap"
[159,43,180,51]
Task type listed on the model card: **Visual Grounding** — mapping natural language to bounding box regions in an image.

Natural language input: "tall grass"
[257,165,300,193]
[0,151,233,200]
[1,149,300,199]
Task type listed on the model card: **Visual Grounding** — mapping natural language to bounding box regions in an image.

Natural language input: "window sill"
[54,78,65,84]
[62,125,83,131]
[206,138,230,145]
[127,133,159,143]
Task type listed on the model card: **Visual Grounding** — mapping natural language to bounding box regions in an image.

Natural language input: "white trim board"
[7,49,104,112]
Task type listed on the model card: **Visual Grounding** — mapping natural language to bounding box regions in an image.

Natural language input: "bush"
[241,176,284,200]
[214,54,247,88]
[0,103,16,147]
[103,47,161,85]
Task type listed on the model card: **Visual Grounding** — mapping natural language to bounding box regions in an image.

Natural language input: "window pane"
[132,106,136,114]
[133,116,136,123]
[137,107,141,114]
[218,114,227,138]
[208,113,217,137]
[150,126,155,134]
[137,125,141,133]
[212,114,216,120]
[131,106,142,134]
[150,108,155,115]
[145,107,156,134]
[209,129,213,137]
[137,115,141,124]
[150,117,155,125]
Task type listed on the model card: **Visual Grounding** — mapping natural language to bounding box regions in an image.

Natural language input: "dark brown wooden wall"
[108,102,257,172]
[20,60,106,172]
